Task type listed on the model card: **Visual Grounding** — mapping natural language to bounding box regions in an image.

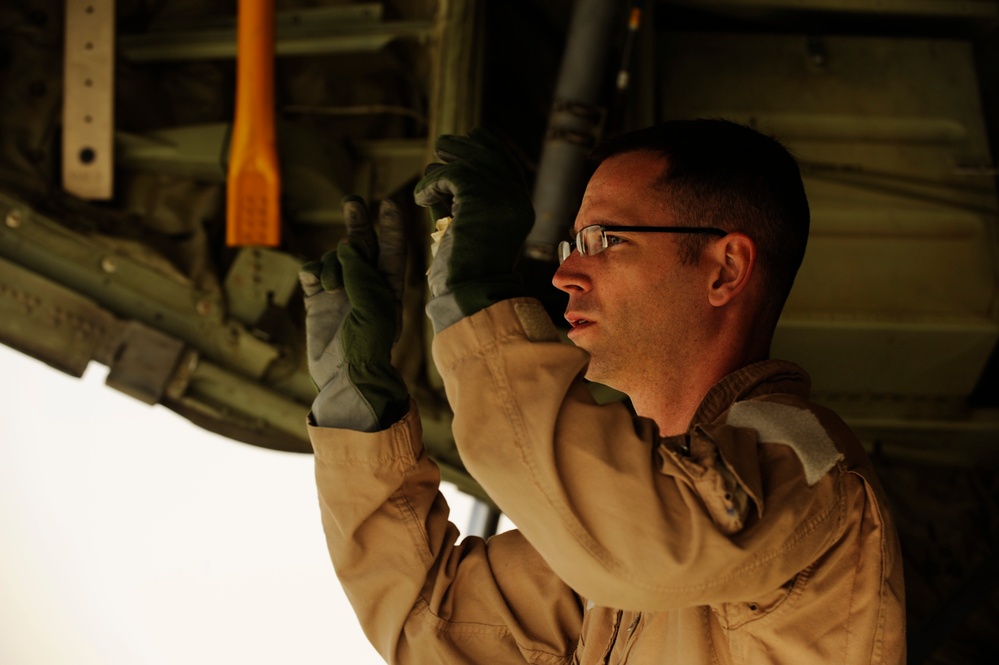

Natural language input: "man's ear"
[706,233,756,307]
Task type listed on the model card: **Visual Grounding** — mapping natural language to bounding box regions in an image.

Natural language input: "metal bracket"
[105,322,185,405]
[223,246,302,332]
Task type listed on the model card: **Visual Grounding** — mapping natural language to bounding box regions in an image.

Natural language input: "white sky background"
[0,343,480,665]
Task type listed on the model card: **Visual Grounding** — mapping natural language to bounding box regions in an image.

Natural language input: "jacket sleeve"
[310,403,583,665]
[432,299,845,612]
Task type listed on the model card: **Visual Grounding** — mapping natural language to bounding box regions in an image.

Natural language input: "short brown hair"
[592,119,810,333]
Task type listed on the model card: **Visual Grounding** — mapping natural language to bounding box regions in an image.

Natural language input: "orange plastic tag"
[226,0,281,247]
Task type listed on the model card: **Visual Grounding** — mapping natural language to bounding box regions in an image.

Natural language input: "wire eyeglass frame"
[557,224,728,264]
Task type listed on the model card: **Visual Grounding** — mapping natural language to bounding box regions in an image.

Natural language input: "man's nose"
[552,252,592,293]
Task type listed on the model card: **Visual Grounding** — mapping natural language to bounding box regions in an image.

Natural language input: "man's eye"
[606,235,627,246]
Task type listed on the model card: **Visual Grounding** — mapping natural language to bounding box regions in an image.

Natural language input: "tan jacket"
[311,299,906,664]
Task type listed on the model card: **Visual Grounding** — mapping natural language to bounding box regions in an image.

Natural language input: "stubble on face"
[582,261,704,398]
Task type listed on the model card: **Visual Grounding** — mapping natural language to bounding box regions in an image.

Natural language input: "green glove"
[299,196,408,431]
[414,127,535,332]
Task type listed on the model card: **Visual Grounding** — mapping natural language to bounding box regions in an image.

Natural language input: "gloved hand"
[414,127,534,332]
[299,196,408,431]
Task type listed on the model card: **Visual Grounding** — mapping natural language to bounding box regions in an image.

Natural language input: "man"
[301,120,906,664]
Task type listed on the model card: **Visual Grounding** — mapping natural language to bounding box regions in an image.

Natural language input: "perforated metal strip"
[63,0,115,200]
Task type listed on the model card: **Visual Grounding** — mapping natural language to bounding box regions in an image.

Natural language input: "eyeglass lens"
[557,241,572,264]
[557,226,605,264]
[579,226,605,256]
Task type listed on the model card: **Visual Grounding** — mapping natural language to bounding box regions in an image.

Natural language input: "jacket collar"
[687,359,811,428]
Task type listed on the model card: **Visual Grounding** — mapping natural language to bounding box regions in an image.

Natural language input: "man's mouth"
[565,314,594,330]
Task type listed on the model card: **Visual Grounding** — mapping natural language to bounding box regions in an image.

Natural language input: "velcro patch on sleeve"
[725,400,843,485]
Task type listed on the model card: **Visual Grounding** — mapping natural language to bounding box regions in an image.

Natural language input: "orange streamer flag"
[226,0,281,247]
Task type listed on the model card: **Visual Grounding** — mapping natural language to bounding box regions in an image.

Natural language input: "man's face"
[552,152,707,392]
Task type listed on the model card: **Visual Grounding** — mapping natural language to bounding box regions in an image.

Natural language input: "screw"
[100,256,117,273]
[196,299,214,316]
[5,210,21,228]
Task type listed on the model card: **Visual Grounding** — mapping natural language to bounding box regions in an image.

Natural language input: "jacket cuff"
[308,398,423,469]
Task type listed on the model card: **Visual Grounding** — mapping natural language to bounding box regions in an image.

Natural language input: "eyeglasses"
[557,224,728,264]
